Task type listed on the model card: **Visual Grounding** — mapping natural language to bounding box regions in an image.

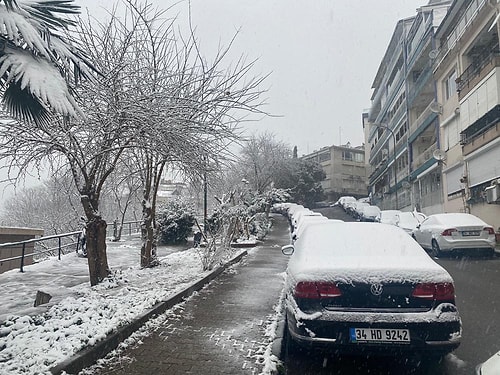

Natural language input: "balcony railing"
[412,143,437,170]
[457,52,500,99]
[409,101,438,136]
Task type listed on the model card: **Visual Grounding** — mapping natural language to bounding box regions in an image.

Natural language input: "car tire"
[431,240,442,258]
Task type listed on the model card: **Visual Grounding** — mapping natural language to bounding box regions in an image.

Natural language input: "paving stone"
[92,215,289,375]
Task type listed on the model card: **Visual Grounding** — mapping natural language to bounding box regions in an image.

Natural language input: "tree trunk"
[86,216,111,286]
[140,200,157,268]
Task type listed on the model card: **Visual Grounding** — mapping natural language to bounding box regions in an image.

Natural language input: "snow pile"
[0,243,211,374]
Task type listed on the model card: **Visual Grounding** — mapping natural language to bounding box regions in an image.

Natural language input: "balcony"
[457,52,500,100]
[409,101,439,138]
[412,143,437,170]
[463,122,500,156]
[461,105,500,155]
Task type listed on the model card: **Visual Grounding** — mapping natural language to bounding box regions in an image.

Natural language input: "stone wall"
[0,227,44,274]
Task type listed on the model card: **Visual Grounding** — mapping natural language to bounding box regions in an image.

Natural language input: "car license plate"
[462,231,480,236]
[349,328,410,343]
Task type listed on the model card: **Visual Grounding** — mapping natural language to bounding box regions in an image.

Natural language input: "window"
[444,69,457,100]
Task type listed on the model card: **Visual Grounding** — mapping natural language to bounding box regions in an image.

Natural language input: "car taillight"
[441,228,457,236]
[483,227,495,235]
[294,281,342,299]
[412,282,455,301]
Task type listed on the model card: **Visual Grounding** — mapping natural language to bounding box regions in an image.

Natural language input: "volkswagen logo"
[370,283,384,296]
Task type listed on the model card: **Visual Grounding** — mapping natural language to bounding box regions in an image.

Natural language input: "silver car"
[413,213,496,257]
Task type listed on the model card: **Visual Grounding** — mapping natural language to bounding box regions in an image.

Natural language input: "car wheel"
[431,240,442,257]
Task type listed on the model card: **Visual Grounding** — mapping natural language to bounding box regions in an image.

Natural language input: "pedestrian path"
[91,215,290,375]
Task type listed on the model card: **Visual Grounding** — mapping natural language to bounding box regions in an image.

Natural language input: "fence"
[0,220,142,274]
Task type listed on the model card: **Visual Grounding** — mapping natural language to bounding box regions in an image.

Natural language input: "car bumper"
[286,306,461,354]
[436,237,495,253]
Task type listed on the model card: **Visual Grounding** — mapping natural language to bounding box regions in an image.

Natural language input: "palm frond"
[0,44,80,116]
[2,79,52,126]
[20,0,80,30]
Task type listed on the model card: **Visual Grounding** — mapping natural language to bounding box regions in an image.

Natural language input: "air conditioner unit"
[485,184,500,204]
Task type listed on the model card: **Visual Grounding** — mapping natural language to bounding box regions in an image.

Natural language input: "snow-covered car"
[376,210,402,225]
[412,213,496,257]
[476,349,500,374]
[350,201,369,219]
[394,211,427,235]
[281,221,462,357]
[360,205,381,222]
[337,196,356,210]
[291,215,330,242]
[291,209,323,230]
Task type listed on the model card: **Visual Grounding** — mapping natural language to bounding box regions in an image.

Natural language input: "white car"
[291,209,323,230]
[281,221,461,357]
[360,205,381,222]
[377,210,402,225]
[476,350,500,374]
[292,216,339,243]
[412,213,496,257]
[394,211,427,235]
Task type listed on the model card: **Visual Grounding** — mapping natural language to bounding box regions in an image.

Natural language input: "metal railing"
[0,231,81,273]
[1,220,143,273]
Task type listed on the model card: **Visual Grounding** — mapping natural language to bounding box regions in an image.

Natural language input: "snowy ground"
[0,235,280,375]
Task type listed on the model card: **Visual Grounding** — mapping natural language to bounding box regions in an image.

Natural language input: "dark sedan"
[281,221,462,358]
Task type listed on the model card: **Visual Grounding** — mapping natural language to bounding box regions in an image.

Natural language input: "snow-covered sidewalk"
[0,236,225,374]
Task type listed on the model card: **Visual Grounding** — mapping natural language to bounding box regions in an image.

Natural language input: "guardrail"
[0,231,81,273]
[1,220,143,273]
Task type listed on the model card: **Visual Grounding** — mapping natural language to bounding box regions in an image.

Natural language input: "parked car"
[412,213,496,257]
[281,221,462,358]
[350,201,370,219]
[336,196,357,210]
[292,216,339,243]
[394,211,427,235]
[360,205,381,222]
[376,210,402,225]
[291,210,324,232]
[476,349,500,374]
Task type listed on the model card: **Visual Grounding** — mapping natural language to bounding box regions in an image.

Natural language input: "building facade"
[302,143,368,202]
[367,0,500,230]
[367,1,452,212]
[434,0,500,229]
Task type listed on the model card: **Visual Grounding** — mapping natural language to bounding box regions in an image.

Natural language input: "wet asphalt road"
[287,206,500,374]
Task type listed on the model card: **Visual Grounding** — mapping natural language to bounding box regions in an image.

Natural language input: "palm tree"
[0,0,98,125]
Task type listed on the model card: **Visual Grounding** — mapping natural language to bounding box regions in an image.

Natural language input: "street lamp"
[374,123,398,209]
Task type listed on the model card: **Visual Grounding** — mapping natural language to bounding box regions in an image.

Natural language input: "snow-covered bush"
[157,199,196,244]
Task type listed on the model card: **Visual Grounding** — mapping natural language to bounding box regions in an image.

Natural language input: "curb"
[49,250,248,375]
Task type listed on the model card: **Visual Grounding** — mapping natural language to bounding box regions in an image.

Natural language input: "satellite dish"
[432,149,447,161]
[429,49,440,60]
[430,102,443,114]
[402,181,411,190]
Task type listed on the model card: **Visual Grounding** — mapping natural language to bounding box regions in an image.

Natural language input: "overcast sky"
[79,0,425,156]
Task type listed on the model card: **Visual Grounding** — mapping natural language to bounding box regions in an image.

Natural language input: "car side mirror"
[416,224,421,229]
[282,244,295,256]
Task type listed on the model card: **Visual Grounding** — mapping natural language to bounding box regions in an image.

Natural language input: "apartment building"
[434,0,500,228]
[366,1,452,212]
[302,143,367,202]
[367,0,500,230]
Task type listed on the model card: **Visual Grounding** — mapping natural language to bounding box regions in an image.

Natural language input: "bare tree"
[0,1,267,285]
[238,132,292,193]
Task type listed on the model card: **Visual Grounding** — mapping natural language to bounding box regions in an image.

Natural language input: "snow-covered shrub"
[249,212,271,240]
[157,199,196,245]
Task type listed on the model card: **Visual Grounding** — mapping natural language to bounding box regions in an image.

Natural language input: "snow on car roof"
[431,213,488,226]
[288,221,452,284]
